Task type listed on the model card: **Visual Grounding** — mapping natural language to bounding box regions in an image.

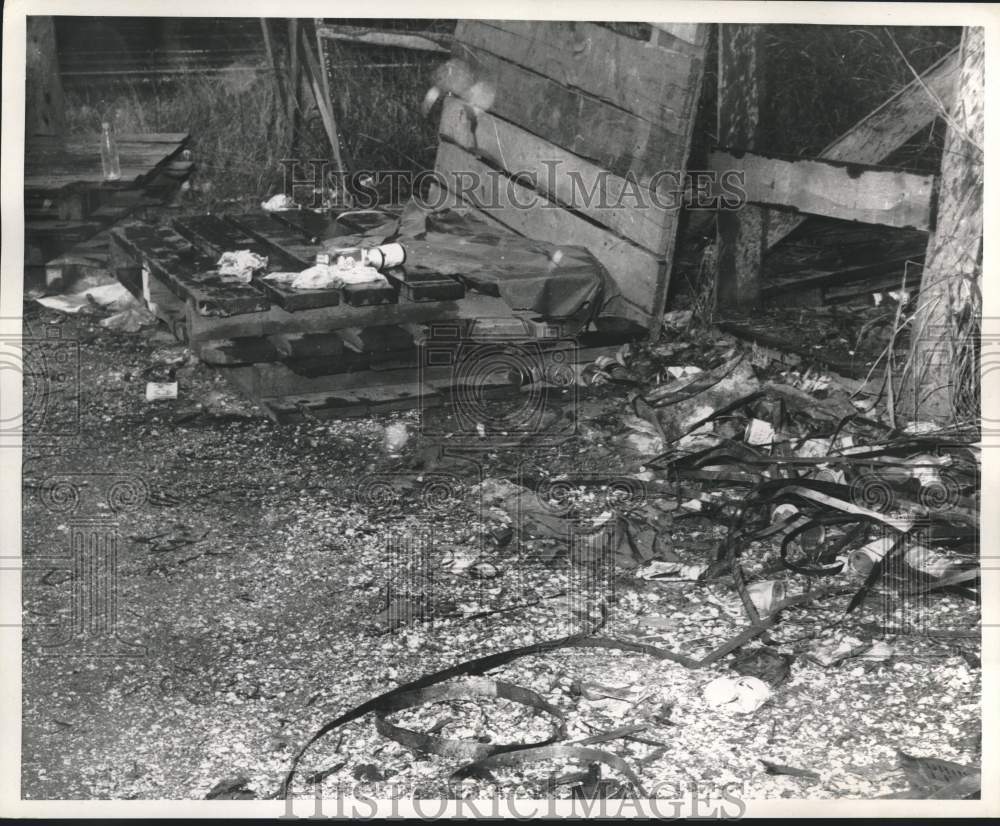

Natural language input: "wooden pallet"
[110,209,626,419]
[30,132,192,278]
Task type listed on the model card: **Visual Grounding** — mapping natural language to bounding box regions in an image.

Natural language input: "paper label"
[145,382,178,401]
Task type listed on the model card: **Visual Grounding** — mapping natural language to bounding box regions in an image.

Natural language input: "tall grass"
[63,69,295,208]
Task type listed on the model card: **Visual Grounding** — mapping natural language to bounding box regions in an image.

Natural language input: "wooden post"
[902,27,984,425]
[299,25,349,203]
[716,24,767,310]
[287,19,300,155]
[259,18,288,149]
[26,16,66,138]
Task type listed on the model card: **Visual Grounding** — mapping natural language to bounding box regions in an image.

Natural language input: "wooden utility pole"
[716,24,767,310]
[26,16,66,139]
[901,27,984,425]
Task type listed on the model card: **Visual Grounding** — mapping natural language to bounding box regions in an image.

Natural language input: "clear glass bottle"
[100,122,121,181]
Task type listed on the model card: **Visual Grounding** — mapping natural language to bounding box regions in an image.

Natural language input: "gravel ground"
[21,307,981,801]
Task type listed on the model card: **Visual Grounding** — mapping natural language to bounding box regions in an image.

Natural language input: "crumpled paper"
[100,304,158,332]
[217,250,268,283]
[265,263,390,292]
[36,282,135,314]
[260,193,297,212]
[702,675,771,714]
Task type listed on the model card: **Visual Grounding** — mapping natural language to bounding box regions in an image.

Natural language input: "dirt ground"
[21,305,980,802]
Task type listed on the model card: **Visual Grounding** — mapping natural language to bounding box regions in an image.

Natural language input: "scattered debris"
[217,250,268,282]
[702,675,771,714]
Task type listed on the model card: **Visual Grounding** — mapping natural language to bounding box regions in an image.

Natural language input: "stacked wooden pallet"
[26,132,192,285]
[109,209,628,421]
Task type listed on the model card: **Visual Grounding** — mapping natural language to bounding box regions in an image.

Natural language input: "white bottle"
[100,122,121,181]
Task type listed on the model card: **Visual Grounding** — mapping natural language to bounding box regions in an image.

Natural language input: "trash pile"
[275,322,979,802]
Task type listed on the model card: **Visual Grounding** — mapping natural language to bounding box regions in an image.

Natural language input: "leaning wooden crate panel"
[432,21,710,334]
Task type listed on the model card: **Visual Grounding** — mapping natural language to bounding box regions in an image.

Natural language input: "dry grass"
[62,40,443,208]
[64,69,296,208]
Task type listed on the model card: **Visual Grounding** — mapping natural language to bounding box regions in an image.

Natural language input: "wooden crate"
[434,21,710,332]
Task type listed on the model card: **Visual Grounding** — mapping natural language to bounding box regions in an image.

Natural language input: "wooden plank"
[116,132,190,144]
[455,20,694,130]
[26,17,66,137]
[768,48,960,248]
[110,223,271,317]
[438,97,672,254]
[338,325,414,354]
[44,229,110,288]
[711,150,936,231]
[386,268,465,302]
[230,362,435,400]
[173,214,306,269]
[196,337,282,366]
[26,220,103,244]
[760,254,922,301]
[227,213,322,263]
[258,383,443,422]
[716,24,767,310]
[41,134,189,154]
[285,349,416,377]
[270,209,342,242]
[434,141,663,324]
[270,332,344,360]
[183,290,517,342]
[24,136,188,190]
[300,24,348,200]
[650,22,702,45]
[318,23,450,53]
[243,340,625,422]
[454,44,687,185]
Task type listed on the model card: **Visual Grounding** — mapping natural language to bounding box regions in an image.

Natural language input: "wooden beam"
[26,16,66,138]
[287,18,300,154]
[317,23,450,53]
[902,29,983,424]
[299,26,348,199]
[710,150,936,231]
[767,48,959,248]
[649,23,706,56]
[716,24,767,310]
